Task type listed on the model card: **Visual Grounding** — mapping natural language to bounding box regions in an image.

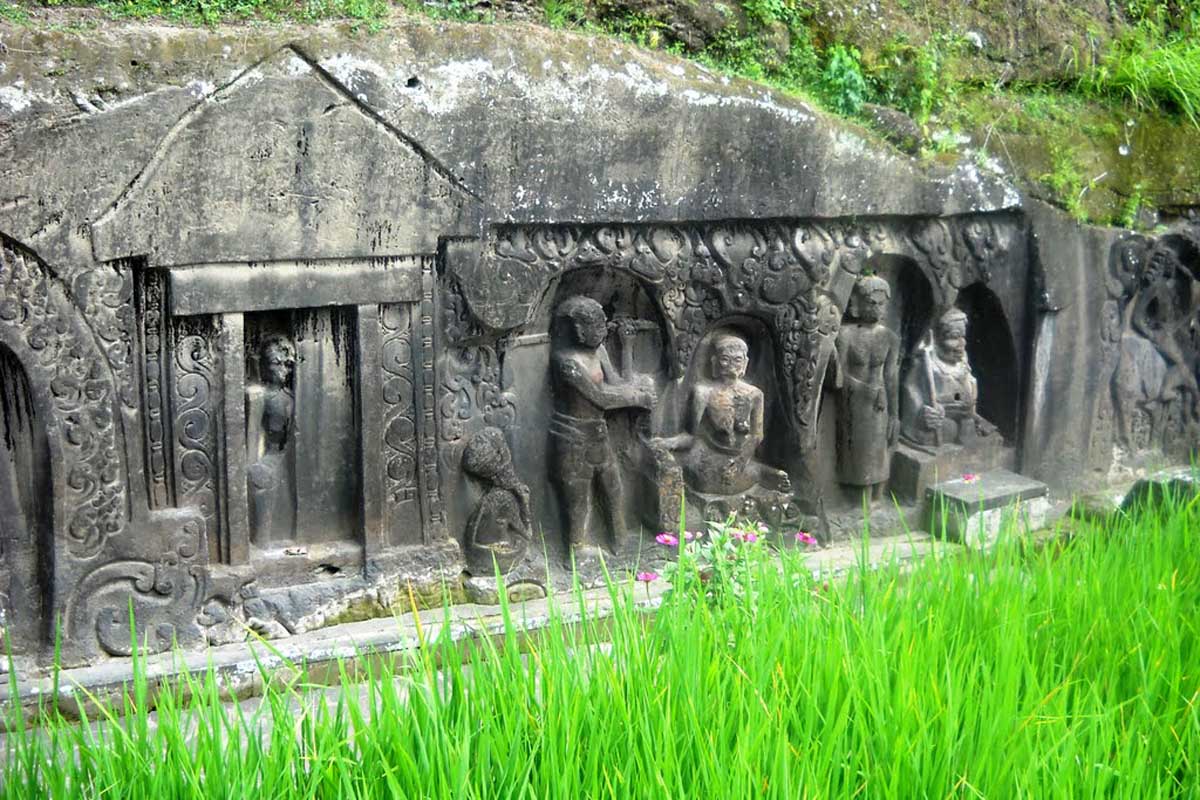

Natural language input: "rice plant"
[3,494,1198,798]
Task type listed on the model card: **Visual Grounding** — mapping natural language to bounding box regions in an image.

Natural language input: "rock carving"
[830,276,899,502]
[246,334,296,545]
[462,427,532,575]
[550,296,656,559]
[900,308,998,449]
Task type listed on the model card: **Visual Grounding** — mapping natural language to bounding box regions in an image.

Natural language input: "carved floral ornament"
[449,216,1013,450]
[0,235,127,560]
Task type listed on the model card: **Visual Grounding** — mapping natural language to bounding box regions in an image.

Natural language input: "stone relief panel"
[461,427,531,576]
[899,308,1000,450]
[453,215,1018,462]
[1104,226,1200,462]
[649,329,797,526]
[245,334,297,546]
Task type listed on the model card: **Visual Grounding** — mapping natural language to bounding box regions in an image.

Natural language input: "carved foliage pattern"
[0,237,125,558]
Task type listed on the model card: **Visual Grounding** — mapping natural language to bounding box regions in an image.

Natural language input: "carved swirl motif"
[0,237,125,558]
[65,520,204,657]
[173,329,219,540]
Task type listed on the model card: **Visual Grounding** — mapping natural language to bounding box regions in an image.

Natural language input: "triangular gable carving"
[91,46,483,266]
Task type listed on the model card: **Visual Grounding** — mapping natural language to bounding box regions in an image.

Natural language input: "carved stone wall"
[0,21,1192,665]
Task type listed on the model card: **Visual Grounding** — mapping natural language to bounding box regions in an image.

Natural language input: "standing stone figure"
[462,427,532,575]
[900,308,997,448]
[831,276,899,502]
[550,296,656,559]
[655,332,790,496]
[246,334,296,545]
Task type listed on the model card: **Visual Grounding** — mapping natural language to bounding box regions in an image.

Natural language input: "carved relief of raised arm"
[555,355,654,411]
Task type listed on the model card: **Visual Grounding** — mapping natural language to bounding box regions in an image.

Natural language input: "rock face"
[0,18,1196,666]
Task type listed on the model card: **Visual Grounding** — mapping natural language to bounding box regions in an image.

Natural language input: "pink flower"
[732,530,758,544]
[962,472,980,484]
[795,531,817,546]
[655,532,679,547]
[635,571,659,583]
[683,530,701,542]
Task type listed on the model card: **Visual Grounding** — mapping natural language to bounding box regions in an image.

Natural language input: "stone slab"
[168,258,423,316]
[927,469,1050,548]
[890,442,1017,502]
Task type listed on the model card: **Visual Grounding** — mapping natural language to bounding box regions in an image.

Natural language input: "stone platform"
[890,440,1017,502]
[927,468,1050,549]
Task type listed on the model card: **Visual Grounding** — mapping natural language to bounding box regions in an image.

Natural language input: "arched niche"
[678,317,790,472]
[0,345,52,651]
[957,282,1020,440]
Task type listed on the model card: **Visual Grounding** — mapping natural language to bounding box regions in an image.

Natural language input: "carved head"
[933,309,968,364]
[462,426,512,483]
[849,275,891,323]
[710,333,749,381]
[259,335,295,388]
[556,295,608,348]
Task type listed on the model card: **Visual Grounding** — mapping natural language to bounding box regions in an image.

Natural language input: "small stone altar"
[0,21,1197,667]
[927,470,1051,549]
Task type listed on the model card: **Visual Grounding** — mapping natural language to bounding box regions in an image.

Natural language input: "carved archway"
[0,234,128,652]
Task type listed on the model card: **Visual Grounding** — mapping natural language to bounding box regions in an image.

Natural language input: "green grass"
[3,495,1199,797]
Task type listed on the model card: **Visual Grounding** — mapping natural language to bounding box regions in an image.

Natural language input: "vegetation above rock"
[1,0,1198,224]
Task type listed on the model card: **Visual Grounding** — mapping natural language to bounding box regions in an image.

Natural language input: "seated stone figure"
[900,308,997,448]
[653,333,791,520]
[891,308,1007,500]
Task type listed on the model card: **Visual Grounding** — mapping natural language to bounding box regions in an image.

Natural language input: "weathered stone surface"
[0,17,1195,668]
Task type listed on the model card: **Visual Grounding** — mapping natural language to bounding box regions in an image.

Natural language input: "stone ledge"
[0,532,947,728]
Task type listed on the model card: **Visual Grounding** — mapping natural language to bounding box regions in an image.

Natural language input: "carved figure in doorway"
[462,427,532,575]
[830,276,899,501]
[246,335,296,544]
[550,296,656,558]
[655,332,791,497]
[900,309,997,448]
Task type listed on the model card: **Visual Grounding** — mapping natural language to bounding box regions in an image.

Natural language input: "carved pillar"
[380,302,422,546]
[219,313,249,565]
[137,268,175,510]
[170,316,225,565]
[357,304,385,556]
[415,259,447,542]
